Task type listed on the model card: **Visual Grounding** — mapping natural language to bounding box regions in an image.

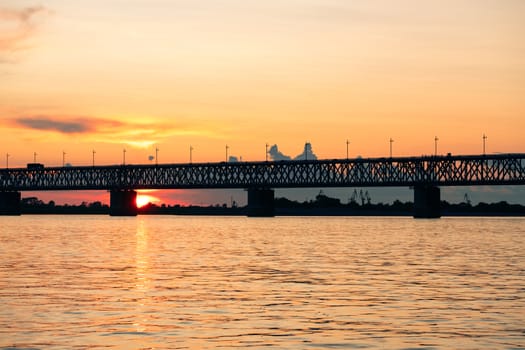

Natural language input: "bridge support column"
[110,190,137,216]
[247,188,275,217]
[0,191,21,215]
[413,185,441,218]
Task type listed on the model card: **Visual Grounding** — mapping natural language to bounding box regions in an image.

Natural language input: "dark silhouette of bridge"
[1,153,524,217]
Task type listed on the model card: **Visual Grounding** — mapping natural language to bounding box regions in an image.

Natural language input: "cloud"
[294,142,318,161]
[268,143,318,161]
[7,114,217,149]
[0,6,45,22]
[268,144,291,161]
[14,117,96,133]
[0,5,49,55]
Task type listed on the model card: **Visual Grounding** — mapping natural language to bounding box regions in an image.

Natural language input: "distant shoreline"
[19,207,525,217]
[18,194,525,216]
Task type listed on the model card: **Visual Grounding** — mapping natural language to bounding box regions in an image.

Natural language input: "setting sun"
[136,193,159,208]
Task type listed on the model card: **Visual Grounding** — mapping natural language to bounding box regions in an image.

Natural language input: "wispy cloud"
[0,5,49,59]
[8,115,218,148]
[15,117,98,133]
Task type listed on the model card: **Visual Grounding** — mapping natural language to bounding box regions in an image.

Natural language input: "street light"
[265,143,269,162]
[434,136,439,156]
[62,151,66,167]
[389,138,394,158]
[92,150,96,167]
[346,139,350,159]
[123,149,126,165]
[33,152,37,163]
[483,134,487,155]
[155,147,159,166]
[190,145,193,164]
[226,145,229,162]
[6,153,9,169]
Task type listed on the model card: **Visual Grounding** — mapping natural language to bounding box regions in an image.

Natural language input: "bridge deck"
[1,154,524,191]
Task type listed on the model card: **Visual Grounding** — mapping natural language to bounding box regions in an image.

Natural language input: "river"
[1,216,524,349]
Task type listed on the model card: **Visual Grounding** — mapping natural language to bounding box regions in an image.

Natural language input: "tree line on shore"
[20,192,525,216]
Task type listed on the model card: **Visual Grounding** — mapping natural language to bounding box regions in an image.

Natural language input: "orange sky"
[1,0,524,204]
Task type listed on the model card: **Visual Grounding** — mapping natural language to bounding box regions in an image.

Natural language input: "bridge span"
[1,153,524,217]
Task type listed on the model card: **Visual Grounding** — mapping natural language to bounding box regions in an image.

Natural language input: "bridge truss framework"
[1,154,524,191]
[1,153,524,217]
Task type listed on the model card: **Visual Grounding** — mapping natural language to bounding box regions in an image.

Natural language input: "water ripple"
[0,216,524,349]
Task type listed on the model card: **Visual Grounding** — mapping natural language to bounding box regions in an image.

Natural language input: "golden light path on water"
[134,219,150,334]
[0,216,524,349]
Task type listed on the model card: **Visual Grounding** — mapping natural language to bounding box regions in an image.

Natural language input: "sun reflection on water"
[134,219,150,333]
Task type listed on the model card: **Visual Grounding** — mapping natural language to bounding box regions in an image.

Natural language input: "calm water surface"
[0,216,524,349]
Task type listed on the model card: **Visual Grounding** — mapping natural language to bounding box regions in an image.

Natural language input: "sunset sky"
[1,0,524,205]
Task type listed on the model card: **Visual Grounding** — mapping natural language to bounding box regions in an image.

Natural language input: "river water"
[0,216,523,349]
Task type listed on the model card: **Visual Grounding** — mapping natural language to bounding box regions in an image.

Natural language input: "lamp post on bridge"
[6,153,9,169]
[123,149,126,165]
[92,150,96,167]
[266,143,268,162]
[190,145,193,164]
[483,134,487,155]
[33,152,37,163]
[155,147,159,166]
[226,145,229,162]
[346,139,350,159]
[389,138,394,158]
[62,151,66,167]
[434,136,439,156]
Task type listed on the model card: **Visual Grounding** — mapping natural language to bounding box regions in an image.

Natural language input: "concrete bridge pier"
[110,189,137,216]
[413,185,441,218]
[0,191,21,215]
[247,188,275,217]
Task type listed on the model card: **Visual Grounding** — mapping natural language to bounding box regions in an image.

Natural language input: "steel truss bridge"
[1,153,524,191]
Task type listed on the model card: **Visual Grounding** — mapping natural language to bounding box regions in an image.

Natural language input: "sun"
[136,194,159,208]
